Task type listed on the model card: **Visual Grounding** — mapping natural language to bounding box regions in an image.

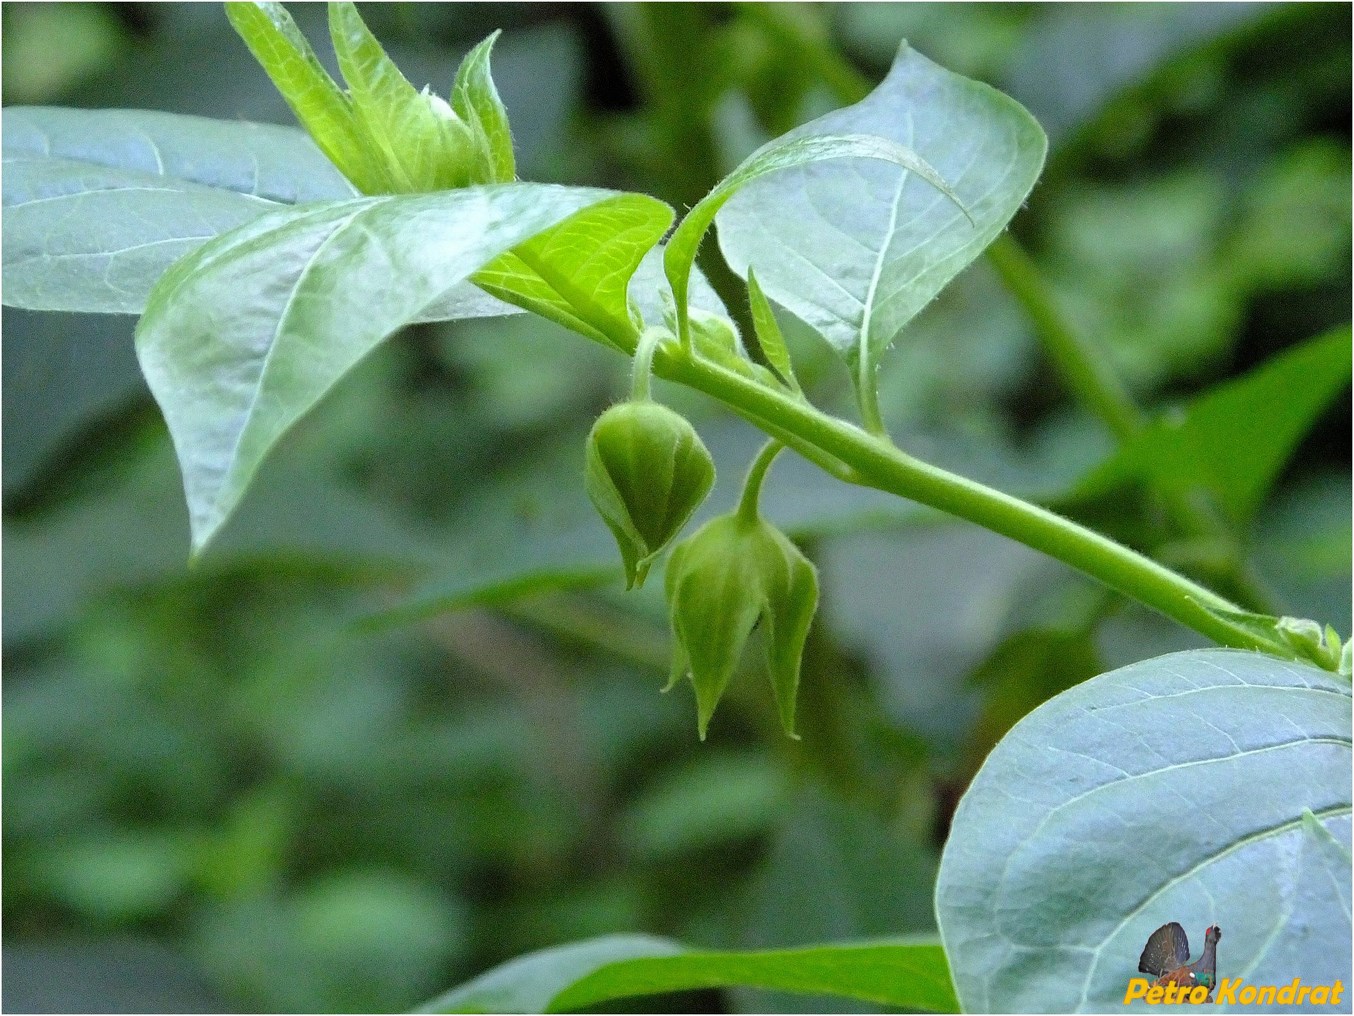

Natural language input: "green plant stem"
[629,326,665,402]
[856,359,888,436]
[737,440,785,523]
[652,346,1297,660]
[984,234,1280,614]
[733,4,1283,618]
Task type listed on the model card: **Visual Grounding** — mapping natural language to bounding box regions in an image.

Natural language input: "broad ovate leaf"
[936,648,1352,1012]
[664,130,966,350]
[135,183,616,553]
[419,934,958,1014]
[716,42,1046,377]
[2,106,353,314]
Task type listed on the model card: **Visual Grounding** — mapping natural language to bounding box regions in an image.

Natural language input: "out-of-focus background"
[3,3,1350,1012]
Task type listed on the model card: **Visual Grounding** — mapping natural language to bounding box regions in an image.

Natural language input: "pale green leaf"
[716,42,1046,376]
[135,183,615,553]
[664,129,967,350]
[419,934,958,1014]
[473,193,674,351]
[1,106,352,314]
[746,267,799,392]
[451,31,515,183]
[936,648,1352,1012]
[225,1,387,192]
[328,1,477,191]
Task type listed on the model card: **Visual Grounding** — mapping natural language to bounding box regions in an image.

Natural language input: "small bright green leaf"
[451,31,516,183]
[328,1,477,192]
[2,106,352,314]
[716,42,1046,376]
[1198,605,1345,672]
[746,268,800,393]
[1076,325,1353,525]
[135,183,616,553]
[419,935,958,1014]
[473,193,674,351]
[664,129,967,349]
[225,1,387,192]
[936,648,1352,1012]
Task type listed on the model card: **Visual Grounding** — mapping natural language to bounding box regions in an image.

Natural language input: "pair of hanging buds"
[584,326,819,738]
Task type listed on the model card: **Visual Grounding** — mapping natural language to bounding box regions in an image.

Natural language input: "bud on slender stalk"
[664,507,818,740]
[585,402,715,590]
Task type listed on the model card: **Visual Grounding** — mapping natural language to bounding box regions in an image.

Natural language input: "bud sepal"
[664,512,819,739]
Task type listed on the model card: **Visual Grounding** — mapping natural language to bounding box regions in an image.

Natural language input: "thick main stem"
[985,234,1280,614]
[653,347,1292,658]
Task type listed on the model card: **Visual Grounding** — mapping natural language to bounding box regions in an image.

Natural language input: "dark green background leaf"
[1075,325,1352,524]
[421,934,959,1014]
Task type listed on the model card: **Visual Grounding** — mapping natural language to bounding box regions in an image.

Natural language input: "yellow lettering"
[1311,986,1330,1005]
[1240,986,1257,1004]
[1298,986,1312,1005]
[1214,978,1239,1005]
[1279,977,1301,1004]
[1124,979,1150,1003]
[1189,985,1209,1004]
[1147,985,1164,1004]
[1333,981,1344,1005]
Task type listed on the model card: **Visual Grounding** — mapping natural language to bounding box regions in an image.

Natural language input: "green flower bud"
[585,402,715,590]
[664,513,819,739]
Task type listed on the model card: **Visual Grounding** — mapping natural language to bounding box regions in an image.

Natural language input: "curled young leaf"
[746,268,800,394]
[451,30,516,184]
[328,1,481,191]
[226,1,391,192]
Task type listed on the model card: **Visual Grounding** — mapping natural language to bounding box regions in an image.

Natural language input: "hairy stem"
[652,346,1295,659]
[985,234,1281,613]
[628,326,666,402]
[737,440,785,523]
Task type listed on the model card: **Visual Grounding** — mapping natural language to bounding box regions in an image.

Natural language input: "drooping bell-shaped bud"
[585,401,715,590]
[664,512,819,739]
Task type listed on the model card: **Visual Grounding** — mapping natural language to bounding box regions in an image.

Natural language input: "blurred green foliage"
[3,3,1349,1012]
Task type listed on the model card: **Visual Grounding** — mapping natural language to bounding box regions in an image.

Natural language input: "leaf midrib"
[215,202,375,535]
[1075,803,1353,1009]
